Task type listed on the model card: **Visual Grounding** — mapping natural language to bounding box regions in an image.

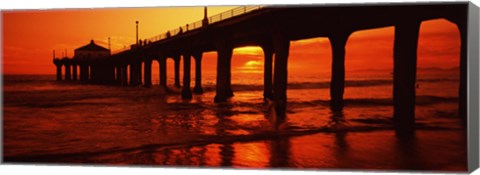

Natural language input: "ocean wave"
[3,76,458,91]
[221,78,458,91]
[230,95,458,109]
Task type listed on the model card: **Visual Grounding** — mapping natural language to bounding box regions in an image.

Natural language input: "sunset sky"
[2,6,461,76]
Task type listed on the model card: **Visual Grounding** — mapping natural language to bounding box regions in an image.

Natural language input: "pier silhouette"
[53,3,470,136]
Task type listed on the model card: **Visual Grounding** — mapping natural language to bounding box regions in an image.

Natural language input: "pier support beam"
[182,53,193,99]
[79,64,87,82]
[72,64,77,81]
[87,65,91,81]
[130,60,141,86]
[116,66,122,84]
[226,52,234,98]
[137,61,142,85]
[129,63,136,86]
[193,52,204,94]
[105,64,116,84]
[329,32,350,111]
[272,32,290,116]
[214,39,233,102]
[56,65,62,81]
[121,64,128,86]
[144,59,152,87]
[262,44,274,100]
[393,21,420,136]
[89,65,96,82]
[160,57,167,88]
[174,55,181,88]
[65,64,71,81]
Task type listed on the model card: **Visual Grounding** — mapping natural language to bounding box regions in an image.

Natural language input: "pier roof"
[75,40,109,52]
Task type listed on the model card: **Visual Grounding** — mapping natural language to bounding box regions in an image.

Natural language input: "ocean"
[2,69,467,171]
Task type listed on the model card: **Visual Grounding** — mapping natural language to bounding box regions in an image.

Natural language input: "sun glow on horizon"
[233,46,263,56]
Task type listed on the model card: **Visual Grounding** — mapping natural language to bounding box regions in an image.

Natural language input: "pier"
[53,3,470,135]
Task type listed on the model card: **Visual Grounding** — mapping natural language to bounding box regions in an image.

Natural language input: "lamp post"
[136,21,139,46]
[202,7,209,26]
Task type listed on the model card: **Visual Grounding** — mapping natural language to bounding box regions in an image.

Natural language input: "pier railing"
[112,6,263,54]
[147,6,263,43]
[112,6,262,54]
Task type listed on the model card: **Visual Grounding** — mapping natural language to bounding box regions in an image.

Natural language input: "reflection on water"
[268,137,291,167]
[3,74,467,172]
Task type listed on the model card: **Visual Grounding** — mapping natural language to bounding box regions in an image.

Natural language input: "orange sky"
[2,6,461,75]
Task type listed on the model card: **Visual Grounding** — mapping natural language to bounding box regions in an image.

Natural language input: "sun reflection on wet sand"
[232,141,270,168]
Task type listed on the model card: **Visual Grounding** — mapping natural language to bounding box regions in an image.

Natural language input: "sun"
[245,60,262,67]
[236,60,264,74]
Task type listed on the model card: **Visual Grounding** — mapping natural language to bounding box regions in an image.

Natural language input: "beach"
[2,69,467,171]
